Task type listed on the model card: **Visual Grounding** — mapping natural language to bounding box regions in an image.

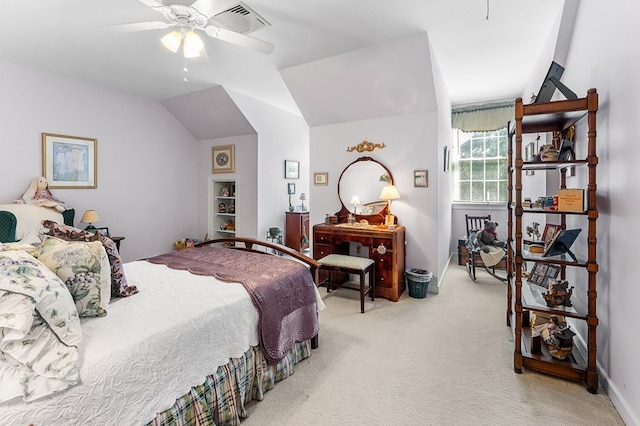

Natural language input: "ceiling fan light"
[161,30,182,53]
[183,31,204,58]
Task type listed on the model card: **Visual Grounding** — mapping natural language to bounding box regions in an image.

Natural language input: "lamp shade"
[350,195,361,205]
[183,31,204,58]
[379,185,400,201]
[80,210,100,224]
[299,193,306,201]
[161,30,182,53]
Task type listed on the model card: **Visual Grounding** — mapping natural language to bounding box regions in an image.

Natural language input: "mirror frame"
[335,156,395,224]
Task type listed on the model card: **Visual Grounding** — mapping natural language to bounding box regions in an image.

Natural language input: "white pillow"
[0,204,63,240]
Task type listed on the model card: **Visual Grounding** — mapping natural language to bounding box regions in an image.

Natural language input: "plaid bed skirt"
[147,340,311,426]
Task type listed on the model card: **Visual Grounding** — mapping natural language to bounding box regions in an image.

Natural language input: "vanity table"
[313,156,406,301]
[313,224,405,301]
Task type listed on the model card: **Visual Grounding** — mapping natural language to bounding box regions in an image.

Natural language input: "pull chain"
[183,57,188,83]
[486,0,490,20]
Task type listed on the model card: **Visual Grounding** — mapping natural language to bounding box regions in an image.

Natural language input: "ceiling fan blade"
[137,0,165,8]
[109,21,174,32]
[190,0,239,18]
[205,25,274,54]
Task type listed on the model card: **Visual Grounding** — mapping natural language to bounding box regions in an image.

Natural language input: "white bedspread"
[0,260,260,425]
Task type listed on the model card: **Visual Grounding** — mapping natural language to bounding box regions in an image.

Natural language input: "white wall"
[431,39,453,280]
[226,89,310,239]
[198,134,258,240]
[0,60,199,262]
[309,111,440,282]
[559,1,640,424]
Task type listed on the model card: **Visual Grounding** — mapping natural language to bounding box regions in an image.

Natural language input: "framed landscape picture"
[42,133,97,189]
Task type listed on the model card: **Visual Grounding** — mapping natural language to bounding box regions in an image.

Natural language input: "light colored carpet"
[242,264,624,425]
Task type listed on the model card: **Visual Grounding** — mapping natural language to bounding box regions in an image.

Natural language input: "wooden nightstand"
[111,236,124,251]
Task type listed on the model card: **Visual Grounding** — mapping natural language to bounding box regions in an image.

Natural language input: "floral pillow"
[41,220,138,297]
[38,237,111,317]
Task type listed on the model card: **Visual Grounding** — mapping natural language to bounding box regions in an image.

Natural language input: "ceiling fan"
[116,0,274,57]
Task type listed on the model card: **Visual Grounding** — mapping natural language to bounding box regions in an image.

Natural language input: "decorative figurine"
[534,315,575,360]
[543,280,574,308]
[218,202,226,213]
[526,222,541,240]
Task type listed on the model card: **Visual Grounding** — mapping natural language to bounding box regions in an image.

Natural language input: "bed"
[0,205,321,425]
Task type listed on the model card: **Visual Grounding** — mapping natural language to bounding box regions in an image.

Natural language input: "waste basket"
[405,268,433,299]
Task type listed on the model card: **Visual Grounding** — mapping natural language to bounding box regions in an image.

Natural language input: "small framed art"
[414,170,428,187]
[288,183,296,194]
[314,172,328,186]
[96,227,110,237]
[212,144,235,173]
[285,160,299,179]
[542,224,561,244]
[42,133,97,189]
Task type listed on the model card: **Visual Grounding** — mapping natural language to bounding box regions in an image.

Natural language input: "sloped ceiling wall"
[161,33,438,137]
[281,33,438,126]
[161,85,256,140]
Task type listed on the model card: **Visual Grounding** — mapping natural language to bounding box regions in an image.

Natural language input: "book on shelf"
[557,188,586,212]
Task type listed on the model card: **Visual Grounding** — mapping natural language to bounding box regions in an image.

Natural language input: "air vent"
[210,2,271,34]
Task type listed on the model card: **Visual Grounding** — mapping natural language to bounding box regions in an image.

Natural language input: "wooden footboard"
[196,237,319,275]
[195,237,320,349]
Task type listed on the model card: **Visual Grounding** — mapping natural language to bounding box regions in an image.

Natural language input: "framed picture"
[542,224,561,244]
[527,262,561,288]
[287,182,296,194]
[212,144,235,173]
[96,227,110,237]
[42,133,97,189]
[443,146,450,172]
[525,142,535,176]
[314,172,328,186]
[285,160,299,179]
[414,170,428,187]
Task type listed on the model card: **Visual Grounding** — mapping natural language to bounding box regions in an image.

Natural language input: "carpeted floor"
[242,264,624,425]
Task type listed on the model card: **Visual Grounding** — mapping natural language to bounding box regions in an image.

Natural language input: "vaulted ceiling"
[0,0,565,138]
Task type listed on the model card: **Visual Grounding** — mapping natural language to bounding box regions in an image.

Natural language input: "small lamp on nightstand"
[80,209,100,232]
[299,193,307,211]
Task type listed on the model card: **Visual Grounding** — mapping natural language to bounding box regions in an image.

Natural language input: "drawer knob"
[376,243,387,255]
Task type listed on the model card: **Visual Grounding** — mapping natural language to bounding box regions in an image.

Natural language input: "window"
[453,127,508,202]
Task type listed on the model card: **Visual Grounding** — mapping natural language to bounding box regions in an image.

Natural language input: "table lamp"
[350,195,361,214]
[379,185,400,226]
[80,209,100,232]
[299,193,306,211]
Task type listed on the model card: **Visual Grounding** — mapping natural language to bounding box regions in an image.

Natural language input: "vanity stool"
[316,254,375,313]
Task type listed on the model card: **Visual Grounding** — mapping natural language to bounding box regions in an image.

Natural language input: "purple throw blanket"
[145,246,318,364]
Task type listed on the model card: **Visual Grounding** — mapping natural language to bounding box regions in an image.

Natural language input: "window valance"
[451,101,514,132]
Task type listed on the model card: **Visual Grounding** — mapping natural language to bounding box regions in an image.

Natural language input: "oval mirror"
[336,156,394,223]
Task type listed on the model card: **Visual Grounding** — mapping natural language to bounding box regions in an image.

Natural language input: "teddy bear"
[475,220,506,253]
